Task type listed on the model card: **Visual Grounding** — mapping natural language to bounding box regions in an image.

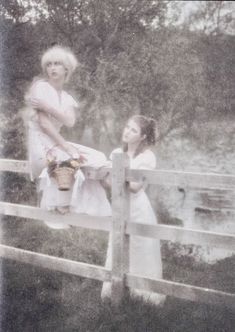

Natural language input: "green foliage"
[0,1,234,149]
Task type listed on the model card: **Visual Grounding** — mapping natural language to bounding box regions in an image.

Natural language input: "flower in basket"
[47,156,84,191]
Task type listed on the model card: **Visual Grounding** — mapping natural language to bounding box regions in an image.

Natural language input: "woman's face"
[122,119,143,145]
[46,59,67,82]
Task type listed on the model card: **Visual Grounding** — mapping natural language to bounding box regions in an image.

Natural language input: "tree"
[0,1,234,150]
[186,1,235,36]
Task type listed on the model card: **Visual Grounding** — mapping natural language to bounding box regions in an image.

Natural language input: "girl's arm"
[31,98,76,127]
[100,177,143,193]
[38,112,79,158]
[129,152,156,193]
[106,150,144,193]
[99,166,143,193]
[129,182,143,193]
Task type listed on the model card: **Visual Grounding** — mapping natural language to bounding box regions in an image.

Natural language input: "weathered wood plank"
[126,222,235,250]
[0,158,111,180]
[1,202,235,250]
[2,158,235,190]
[1,241,234,309]
[0,159,30,173]
[126,274,235,309]
[127,168,235,190]
[0,201,111,232]
[0,244,111,281]
[111,152,130,304]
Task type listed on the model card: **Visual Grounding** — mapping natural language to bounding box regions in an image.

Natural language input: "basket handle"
[46,145,58,163]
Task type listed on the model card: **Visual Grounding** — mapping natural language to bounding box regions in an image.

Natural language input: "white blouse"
[110,148,156,170]
[26,79,78,131]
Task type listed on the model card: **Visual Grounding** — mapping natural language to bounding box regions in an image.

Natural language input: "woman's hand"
[30,97,49,113]
[62,143,81,159]
[46,147,57,162]
[30,97,75,127]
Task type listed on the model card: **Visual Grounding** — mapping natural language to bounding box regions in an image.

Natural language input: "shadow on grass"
[1,257,235,332]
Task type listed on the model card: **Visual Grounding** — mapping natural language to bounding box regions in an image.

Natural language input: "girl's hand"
[30,98,49,113]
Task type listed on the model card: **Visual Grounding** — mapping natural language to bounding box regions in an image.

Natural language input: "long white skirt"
[36,142,111,229]
[101,190,165,305]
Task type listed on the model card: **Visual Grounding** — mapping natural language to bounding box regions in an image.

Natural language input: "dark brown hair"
[123,115,157,157]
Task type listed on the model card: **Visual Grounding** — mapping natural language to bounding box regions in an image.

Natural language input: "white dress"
[102,148,165,305]
[26,79,111,228]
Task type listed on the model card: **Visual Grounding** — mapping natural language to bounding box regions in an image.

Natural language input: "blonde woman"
[26,45,111,227]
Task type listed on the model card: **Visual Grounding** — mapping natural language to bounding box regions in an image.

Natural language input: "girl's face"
[122,119,143,145]
[46,59,67,82]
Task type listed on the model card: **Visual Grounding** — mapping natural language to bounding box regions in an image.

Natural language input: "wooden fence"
[0,154,235,309]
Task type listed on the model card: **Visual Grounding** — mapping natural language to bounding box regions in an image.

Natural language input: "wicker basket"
[52,166,75,191]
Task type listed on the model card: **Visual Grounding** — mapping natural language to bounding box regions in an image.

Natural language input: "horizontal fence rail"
[0,244,111,282]
[0,157,235,309]
[0,159,30,173]
[126,222,235,250]
[0,202,111,232]
[0,159,112,180]
[127,168,235,190]
[2,159,235,190]
[126,274,235,309]
[1,202,235,251]
[0,243,234,309]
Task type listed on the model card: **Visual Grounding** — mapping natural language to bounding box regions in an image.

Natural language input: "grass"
[1,258,235,332]
[1,217,235,332]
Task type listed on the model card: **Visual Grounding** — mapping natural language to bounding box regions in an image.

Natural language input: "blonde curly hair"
[41,45,78,82]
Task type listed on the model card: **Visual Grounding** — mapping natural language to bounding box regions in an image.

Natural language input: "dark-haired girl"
[102,115,165,305]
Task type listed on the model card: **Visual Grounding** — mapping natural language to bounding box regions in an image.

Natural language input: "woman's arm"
[38,112,80,158]
[31,98,76,127]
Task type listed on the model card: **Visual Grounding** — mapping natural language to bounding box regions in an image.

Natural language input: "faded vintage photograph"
[0,1,235,331]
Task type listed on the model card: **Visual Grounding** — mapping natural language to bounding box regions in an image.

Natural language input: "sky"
[178,1,233,35]
[6,1,235,35]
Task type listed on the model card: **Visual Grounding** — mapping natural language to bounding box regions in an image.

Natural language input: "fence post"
[111,152,130,305]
